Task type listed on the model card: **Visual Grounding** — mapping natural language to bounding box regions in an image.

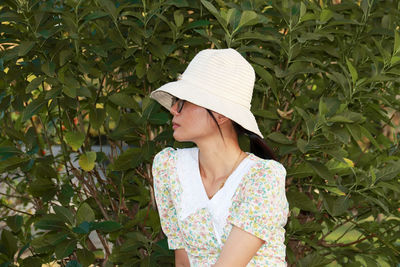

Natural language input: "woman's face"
[170,98,219,142]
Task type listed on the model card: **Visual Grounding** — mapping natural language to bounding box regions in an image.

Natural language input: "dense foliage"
[0,0,399,266]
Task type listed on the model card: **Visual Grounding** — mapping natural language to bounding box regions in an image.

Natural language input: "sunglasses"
[171,97,185,113]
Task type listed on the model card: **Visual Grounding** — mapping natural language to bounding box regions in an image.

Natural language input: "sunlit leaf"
[79,151,96,171]
[64,131,85,151]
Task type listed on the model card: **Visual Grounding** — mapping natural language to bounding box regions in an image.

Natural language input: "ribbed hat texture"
[150,48,263,138]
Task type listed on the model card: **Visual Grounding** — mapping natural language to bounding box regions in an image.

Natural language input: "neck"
[195,134,245,183]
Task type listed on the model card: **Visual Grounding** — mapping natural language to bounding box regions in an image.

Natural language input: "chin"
[173,135,186,142]
[173,131,191,142]
[172,131,183,142]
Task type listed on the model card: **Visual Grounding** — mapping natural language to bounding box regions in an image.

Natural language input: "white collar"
[176,147,256,244]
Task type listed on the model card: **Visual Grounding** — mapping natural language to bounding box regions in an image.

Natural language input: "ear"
[213,112,230,125]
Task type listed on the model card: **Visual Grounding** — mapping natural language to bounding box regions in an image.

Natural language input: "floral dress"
[152,147,289,266]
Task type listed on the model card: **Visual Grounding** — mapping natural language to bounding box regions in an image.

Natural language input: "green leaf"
[31,232,67,251]
[146,64,162,83]
[394,30,400,55]
[18,41,35,56]
[298,252,332,267]
[76,203,95,225]
[360,125,381,151]
[76,248,95,267]
[59,50,72,66]
[79,152,96,171]
[300,12,317,22]
[328,111,364,123]
[29,178,57,201]
[108,93,140,110]
[346,124,361,142]
[34,214,66,230]
[359,255,379,267]
[364,194,389,213]
[300,2,307,18]
[77,87,92,98]
[73,221,90,234]
[89,108,106,130]
[253,110,279,120]
[323,194,349,216]
[253,65,277,99]
[148,112,169,125]
[297,139,308,153]
[320,9,333,23]
[112,148,142,171]
[1,229,18,258]
[6,215,23,233]
[21,98,46,121]
[64,131,85,151]
[26,76,44,93]
[200,0,228,32]
[236,10,258,30]
[66,260,82,267]
[375,161,400,181]
[267,132,293,144]
[293,221,324,234]
[45,87,62,99]
[97,0,118,20]
[21,256,42,267]
[59,184,74,206]
[90,221,122,232]
[33,163,57,179]
[141,141,155,161]
[135,57,146,79]
[307,160,334,183]
[84,11,108,22]
[174,10,184,27]
[346,58,358,84]
[53,205,74,226]
[41,61,56,77]
[55,239,76,259]
[184,20,210,31]
[287,191,317,212]
[319,186,346,196]
[0,156,30,172]
[377,181,400,193]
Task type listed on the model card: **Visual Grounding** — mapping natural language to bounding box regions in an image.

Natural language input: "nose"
[170,102,179,116]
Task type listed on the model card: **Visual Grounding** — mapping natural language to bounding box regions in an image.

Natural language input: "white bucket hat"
[149,48,263,138]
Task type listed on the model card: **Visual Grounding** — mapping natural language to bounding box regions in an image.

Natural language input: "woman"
[150,48,288,266]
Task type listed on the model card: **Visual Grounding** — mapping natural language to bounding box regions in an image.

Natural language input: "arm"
[217,160,288,266]
[175,249,190,267]
[152,148,186,249]
[213,226,264,267]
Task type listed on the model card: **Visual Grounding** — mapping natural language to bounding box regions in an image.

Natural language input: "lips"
[172,122,180,129]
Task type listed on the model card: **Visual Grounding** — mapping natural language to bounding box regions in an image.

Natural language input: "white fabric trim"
[176,147,256,245]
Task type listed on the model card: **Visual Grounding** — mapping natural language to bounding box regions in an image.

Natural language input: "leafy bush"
[0,0,399,266]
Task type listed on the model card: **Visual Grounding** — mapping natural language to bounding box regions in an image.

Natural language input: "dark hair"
[206,109,277,160]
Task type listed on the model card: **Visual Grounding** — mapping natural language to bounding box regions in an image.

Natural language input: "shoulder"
[152,147,177,173]
[246,156,287,188]
[250,155,286,176]
[152,146,197,169]
[153,147,177,162]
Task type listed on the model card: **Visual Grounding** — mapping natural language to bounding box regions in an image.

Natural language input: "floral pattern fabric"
[152,147,289,266]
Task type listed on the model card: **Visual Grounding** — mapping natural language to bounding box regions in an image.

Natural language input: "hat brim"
[150,79,264,139]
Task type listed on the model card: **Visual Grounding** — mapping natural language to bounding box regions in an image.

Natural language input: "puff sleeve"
[152,147,185,249]
[227,160,289,245]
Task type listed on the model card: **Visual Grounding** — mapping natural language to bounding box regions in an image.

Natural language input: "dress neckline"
[194,148,251,201]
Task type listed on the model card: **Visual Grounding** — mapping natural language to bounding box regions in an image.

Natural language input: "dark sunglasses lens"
[171,97,184,113]
[177,100,184,112]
